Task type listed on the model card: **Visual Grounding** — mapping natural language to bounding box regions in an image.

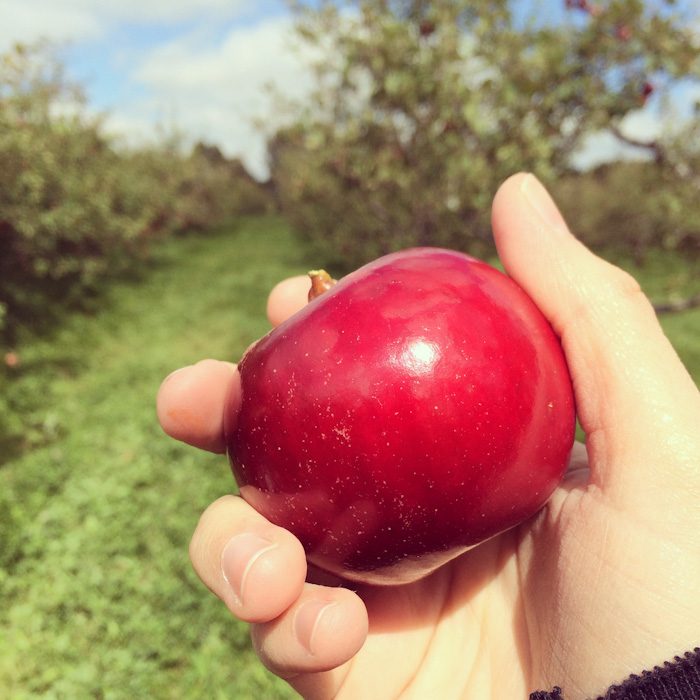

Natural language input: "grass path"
[1,217,304,700]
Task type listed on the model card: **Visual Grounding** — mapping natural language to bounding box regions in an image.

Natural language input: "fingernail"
[294,599,336,655]
[221,533,278,606]
[521,174,569,234]
[158,366,189,393]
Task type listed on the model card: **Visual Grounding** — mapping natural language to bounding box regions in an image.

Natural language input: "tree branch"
[610,124,700,187]
[609,124,664,161]
[653,293,700,314]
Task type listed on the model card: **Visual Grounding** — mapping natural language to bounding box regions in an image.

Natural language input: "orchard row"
[0,43,272,340]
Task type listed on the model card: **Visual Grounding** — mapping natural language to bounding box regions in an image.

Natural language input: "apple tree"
[0,43,274,341]
[268,0,700,268]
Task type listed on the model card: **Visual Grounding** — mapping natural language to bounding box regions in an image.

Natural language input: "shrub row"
[0,43,272,341]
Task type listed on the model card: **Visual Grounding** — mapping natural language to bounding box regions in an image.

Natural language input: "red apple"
[225,248,575,585]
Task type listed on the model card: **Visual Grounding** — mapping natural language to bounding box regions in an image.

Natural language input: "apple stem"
[308,269,337,301]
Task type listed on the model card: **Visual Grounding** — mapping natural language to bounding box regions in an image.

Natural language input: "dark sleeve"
[529,648,700,700]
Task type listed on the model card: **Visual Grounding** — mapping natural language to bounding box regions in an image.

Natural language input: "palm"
[325,483,567,699]
[338,530,526,699]
[333,440,698,700]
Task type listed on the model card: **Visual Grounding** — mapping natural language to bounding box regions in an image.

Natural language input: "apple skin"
[225,248,575,585]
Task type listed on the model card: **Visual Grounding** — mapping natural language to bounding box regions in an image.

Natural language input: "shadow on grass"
[0,217,301,469]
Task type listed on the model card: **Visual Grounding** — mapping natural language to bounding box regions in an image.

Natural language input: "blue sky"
[1,0,697,179]
[1,0,313,178]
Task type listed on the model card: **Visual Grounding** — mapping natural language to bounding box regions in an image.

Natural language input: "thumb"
[491,173,700,511]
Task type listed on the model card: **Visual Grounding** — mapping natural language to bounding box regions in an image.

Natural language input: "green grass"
[1,217,306,700]
[1,219,698,700]
[611,247,700,384]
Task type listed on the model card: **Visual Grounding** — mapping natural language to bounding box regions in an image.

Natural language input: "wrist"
[531,648,700,700]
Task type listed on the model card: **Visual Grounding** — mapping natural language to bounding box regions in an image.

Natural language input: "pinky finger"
[251,583,368,682]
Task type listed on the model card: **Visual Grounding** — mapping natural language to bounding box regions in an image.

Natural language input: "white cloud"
[73,0,247,24]
[120,15,317,178]
[0,0,248,49]
[0,0,102,49]
[136,16,310,102]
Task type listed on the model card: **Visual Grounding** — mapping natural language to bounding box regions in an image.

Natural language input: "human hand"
[157,173,700,700]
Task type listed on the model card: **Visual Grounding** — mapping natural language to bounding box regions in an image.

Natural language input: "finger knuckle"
[606,263,645,305]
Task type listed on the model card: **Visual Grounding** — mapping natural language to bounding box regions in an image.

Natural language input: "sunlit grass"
[613,248,700,384]
[0,217,304,700]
